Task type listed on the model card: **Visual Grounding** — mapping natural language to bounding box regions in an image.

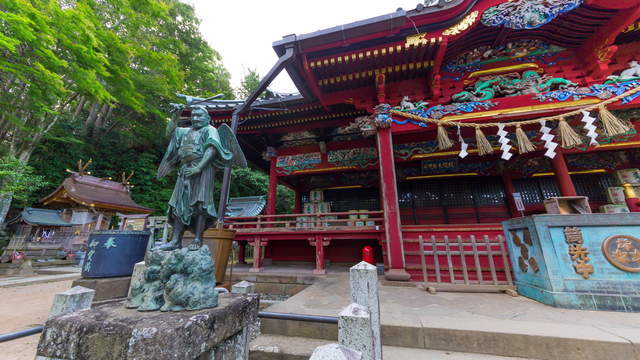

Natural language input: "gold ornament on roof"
[442,11,479,36]
[405,33,430,47]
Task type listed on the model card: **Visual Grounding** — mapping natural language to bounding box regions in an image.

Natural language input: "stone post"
[339,303,373,359]
[310,343,363,360]
[127,261,146,298]
[48,286,95,319]
[231,280,255,294]
[350,261,382,360]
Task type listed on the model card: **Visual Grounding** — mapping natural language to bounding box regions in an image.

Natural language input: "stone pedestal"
[503,214,640,312]
[36,294,259,360]
[72,276,131,302]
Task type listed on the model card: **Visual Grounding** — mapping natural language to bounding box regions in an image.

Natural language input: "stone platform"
[36,293,258,360]
[258,274,640,360]
[72,276,131,301]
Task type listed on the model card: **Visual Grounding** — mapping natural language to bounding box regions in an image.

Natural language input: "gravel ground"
[0,280,73,360]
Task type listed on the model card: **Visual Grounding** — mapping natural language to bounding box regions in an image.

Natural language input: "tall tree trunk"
[93,103,110,133]
[84,102,100,135]
[0,193,13,230]
[73,96,86,119]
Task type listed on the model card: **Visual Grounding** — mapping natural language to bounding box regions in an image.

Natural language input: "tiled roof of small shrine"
[20,208,72,227]
[41,173,154,214]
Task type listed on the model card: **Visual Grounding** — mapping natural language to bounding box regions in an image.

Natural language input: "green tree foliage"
[229,168,294,214]
[0,155,47,205]
[0,0,233,223]
[0,0,233,160]
[236,68,261,99]
[1,0,289,224]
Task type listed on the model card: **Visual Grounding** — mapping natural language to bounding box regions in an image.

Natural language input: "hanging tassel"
[475,126,493,156]
[557,117,583,149]
[598,105,631,136]
[515,124,535,154]
[437,124,454,150]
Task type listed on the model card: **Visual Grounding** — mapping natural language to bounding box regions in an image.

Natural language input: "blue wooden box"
[502,214,640,312]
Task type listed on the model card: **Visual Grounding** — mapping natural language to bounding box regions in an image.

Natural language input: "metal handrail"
[0,311,338,343]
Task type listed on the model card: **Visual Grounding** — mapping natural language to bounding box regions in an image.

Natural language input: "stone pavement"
[251,335,528,360]
[261,274,640,359]
[0,273,80,288]
[0,265,80,288]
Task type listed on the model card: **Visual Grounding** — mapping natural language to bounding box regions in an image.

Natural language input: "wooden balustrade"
[404,234,514,290]
[227,210,385,232]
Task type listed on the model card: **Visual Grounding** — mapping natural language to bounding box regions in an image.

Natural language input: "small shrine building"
[39,163,153,246]
[195,0,640,285]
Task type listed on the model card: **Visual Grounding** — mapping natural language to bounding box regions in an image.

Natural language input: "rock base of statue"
[127,245,218,311]
[36,294,259,360]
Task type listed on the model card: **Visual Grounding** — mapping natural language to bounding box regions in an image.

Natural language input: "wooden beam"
[577,5,640,80]
[427,37,447,99]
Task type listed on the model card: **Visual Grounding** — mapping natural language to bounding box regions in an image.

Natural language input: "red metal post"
[551,153,577,196]
[376,127,411,281]
[501,172,519,217]
[362,245,375,265]
[266,157,278,218]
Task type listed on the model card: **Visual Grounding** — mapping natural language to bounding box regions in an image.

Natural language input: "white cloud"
[186,0,422,95]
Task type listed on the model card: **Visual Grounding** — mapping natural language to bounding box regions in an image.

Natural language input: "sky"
[187,0,423,94]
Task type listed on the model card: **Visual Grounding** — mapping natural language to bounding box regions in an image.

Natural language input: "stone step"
[260,315,640,360]
[249,335,528,360]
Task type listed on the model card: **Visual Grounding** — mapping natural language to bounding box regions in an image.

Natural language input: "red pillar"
[551,153,577,196]
[376,127,411,281]
[238,242,246,264]
[266,157,278,218]
[249,237,264,272]
[313,236,327,275]
[501,172,519,217]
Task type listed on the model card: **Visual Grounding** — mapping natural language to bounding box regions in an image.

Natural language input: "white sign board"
[512,192,525,212]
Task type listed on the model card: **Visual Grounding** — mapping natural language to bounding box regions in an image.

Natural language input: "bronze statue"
[157,105,246,251]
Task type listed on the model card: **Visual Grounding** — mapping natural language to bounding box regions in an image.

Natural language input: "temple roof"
[40,173,153,214]
[226,196,267,217]
[20,208,72,227]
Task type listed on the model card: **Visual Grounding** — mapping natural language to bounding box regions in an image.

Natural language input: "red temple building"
[196,0,640,286]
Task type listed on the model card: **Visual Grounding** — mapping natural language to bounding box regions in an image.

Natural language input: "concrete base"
[249,267,264,273]
[72,276,131,302]
[313,269,327,275]
[383,269,411,281]
[516,281,640,312]
[36,294,259,360]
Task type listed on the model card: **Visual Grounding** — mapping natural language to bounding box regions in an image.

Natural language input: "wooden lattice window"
[397,177,509,224]
[323,188,380,212]
[573,173,616,203]
[513,177,560,204]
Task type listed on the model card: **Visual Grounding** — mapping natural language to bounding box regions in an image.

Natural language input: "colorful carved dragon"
[452,71,577,103]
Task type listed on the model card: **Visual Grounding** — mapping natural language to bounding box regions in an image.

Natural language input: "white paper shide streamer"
[497,123,512,160]
[580,110,599,147]
[457,125,468,159]
[540,120,558,159]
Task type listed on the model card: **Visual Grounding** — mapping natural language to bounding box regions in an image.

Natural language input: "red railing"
[227,210,385,232]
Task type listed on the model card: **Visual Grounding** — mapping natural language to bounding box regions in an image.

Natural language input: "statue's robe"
[157,124,245,229]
